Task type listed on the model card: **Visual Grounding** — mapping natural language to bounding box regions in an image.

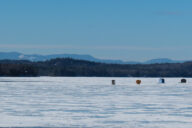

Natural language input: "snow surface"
[0,77,192,128]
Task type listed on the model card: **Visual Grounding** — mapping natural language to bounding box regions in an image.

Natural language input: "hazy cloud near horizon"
[0,44,191,61]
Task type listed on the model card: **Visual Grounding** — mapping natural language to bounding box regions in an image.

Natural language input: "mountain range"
[0,52,186,64]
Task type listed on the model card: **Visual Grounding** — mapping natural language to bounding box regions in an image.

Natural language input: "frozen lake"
[0,77,192,128]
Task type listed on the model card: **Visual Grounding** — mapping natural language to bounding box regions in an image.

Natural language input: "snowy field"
[0,77,192,128]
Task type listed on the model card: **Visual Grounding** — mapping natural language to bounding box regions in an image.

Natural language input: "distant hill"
[0,52,187,64]
[144,58,184,64]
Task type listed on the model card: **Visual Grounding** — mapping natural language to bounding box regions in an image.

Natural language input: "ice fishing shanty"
[112,80,116,85]
[136,80,141,85]
[181,79,187,83]
[159,78,165,84]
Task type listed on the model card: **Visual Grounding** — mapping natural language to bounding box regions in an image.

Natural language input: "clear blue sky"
[0,0,192,61]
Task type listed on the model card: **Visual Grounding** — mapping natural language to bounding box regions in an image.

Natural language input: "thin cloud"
[0,44,188,51]
[156,11,182,16]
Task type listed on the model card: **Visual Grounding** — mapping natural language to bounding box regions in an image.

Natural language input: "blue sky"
[0,0,192,61]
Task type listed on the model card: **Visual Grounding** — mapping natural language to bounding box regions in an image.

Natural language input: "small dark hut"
[181,79,187,83]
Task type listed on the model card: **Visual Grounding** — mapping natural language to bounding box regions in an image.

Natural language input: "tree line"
[0,58,192,77]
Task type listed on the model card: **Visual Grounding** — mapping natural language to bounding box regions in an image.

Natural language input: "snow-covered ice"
[0,77,192,128]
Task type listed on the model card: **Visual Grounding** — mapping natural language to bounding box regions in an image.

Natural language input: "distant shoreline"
[0,76,192,78]
[0,58,192,77]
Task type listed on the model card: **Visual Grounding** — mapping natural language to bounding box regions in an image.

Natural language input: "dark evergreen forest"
[0,58,192,77]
